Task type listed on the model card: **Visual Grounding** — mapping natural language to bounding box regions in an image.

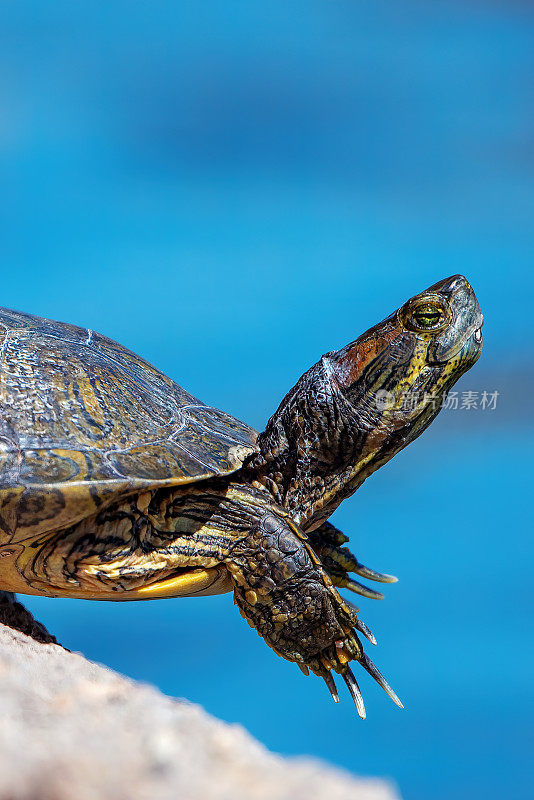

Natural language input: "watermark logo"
[374,389,395,410]
[373,390,500,412]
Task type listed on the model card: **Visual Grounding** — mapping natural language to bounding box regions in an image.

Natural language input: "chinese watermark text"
[374,390,499,412]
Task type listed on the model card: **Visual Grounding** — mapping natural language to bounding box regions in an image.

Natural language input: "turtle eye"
[405,299,449,332]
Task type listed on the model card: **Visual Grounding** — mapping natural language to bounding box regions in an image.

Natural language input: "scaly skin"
[229,513,358,668]
[6,478,375,705]
[235,274,483,707]
[0,275,483,714]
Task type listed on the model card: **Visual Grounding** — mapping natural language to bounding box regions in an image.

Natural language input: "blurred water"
[2,2,534,799]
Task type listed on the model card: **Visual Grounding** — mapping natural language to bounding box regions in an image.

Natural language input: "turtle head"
[253,275,483,528]
[331,273,483,436]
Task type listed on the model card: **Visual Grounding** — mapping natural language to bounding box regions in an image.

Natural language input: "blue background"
[1,3,533,799]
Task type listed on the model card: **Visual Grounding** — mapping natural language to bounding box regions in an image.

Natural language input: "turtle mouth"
[464,321,484,361]
[426,315,484,365]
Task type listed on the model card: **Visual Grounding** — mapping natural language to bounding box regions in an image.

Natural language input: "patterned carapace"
[0,276,483,715]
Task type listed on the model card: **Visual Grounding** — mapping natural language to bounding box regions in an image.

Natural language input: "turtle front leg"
[307,522,398,601]
[227,512,402,716]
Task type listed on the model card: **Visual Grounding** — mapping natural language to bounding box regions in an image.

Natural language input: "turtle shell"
[0,307,258,543]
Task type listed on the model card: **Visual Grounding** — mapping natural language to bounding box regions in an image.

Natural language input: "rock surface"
[0,598,399,800]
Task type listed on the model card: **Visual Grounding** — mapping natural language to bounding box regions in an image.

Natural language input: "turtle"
[0,274,483,715]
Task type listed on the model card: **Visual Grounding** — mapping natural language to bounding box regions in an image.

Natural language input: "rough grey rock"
[0,600,399,800]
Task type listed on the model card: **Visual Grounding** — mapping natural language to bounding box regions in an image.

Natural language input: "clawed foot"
[303,627,403,719]
[231,512,402,717]
[294,577,402,718]
[308,522,398,600]
[302,521,402,715]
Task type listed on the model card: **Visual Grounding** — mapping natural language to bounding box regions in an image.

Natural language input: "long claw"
[352,562,398,584]
[298,663,309,676]
[322,670,339,703]
[343,667,366,719]
[337,577,385,600]
[353,617,377,646]
[318,541,398,584]
[359,653,404,708]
